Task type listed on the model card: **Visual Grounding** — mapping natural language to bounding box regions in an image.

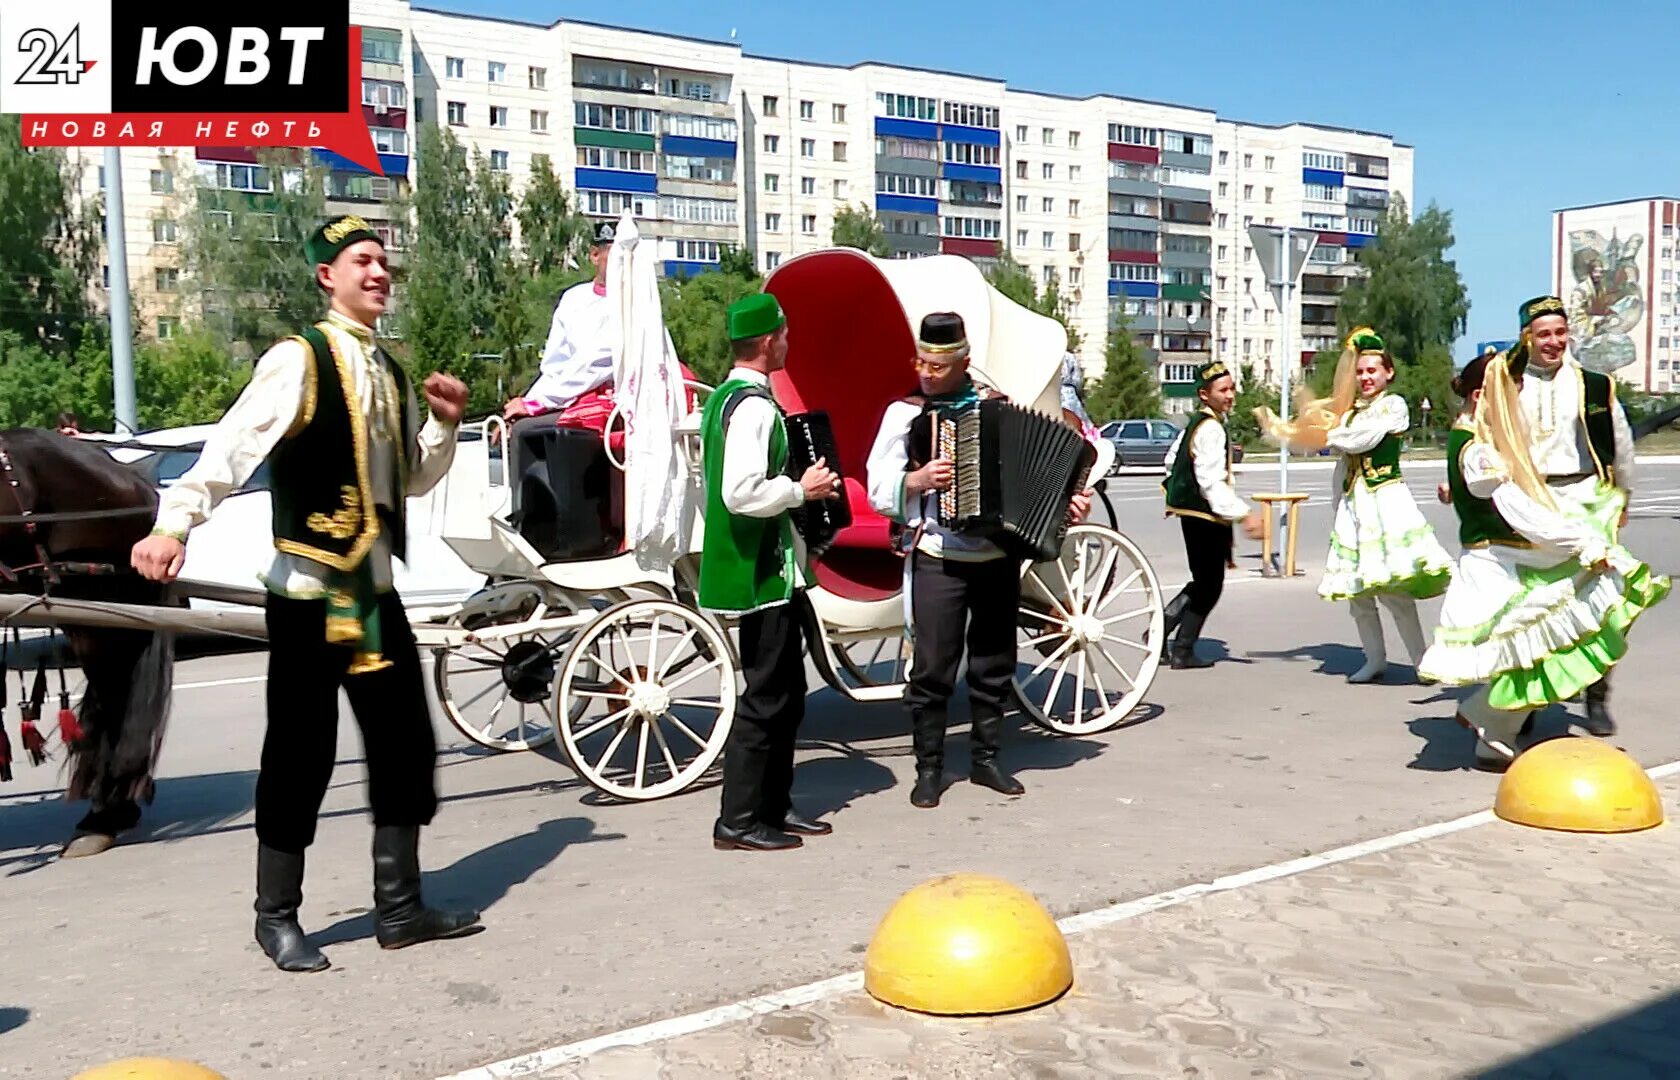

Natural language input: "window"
[1109,124,1158,146]
[1302,150,1346,171]
[1217,213,1228,228]
[659,195,737,224]
[1042,163,1054,179]
[1069,266,1081,285]
[1217,245,1227,260]
[764,134,779,153]
[1069,199,1080,216]
[1069,131,1080,148]
[1042,127,1054,145]
[801,138,815,158]
[1242,153,1252,168]
[833,179,847,198]
[1303,183,1342,202]
[801,214,817,234]
[876,92,937,120]
[671,239,721,262]
[1264,187,1273,203]
[531,109,548,133]
[1016,195,1027,212]
[150,169,172,193]
[942,142,998,166]
[1069,232,1081,252]
[764,173,779,192]
[832,103,846,123]
[876,136,937,161]
[447,100,466,125]
[941,102,999,127]
[1015,229,1028,246]
[1069,165,1080,181]
[529,66,546,89]
[575,147,655,172]
[1016,160,1028,179]
[832,141,847,162]
[371,128,407,154]
[1042,266,1054,285]
[157,316,178,340]
[1015,124,1028,141]
[489,149,509,171]
[1042,231,1054,249]
[799,100,813,120]
[362,28,402,66]
[152,217,176,243]
[490,106,508,127]
[763,95,778,116]
[362,78,407,109]
[154,268,179,292]
[876,173,937,196]
[660,112,732,139]
[583,190,654,216]
[1264,155,1274,170]
[1218,150,1228,165]
[1218,182,1227,197]
[1109,264,1158,282]
[1042,197,1054,213]
[766,252,781,269]
[198,161,271,192]
[801,176,816,195]
[1243,184,1253,200]
[446,57,464,78]
[487,61,505,83]
[765,213,782,232]
[666,77,716,101]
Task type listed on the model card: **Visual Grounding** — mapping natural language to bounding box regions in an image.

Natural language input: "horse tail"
[64,592,178,809]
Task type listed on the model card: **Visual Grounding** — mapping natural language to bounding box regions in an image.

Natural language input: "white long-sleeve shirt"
[1162,412,1249,522]
[152,307,457,597]
[716,367,810,568]
[1517,355,1635,493]
[865,398,1003,561]
[525,280,614,412]
[1460,440,1609,569]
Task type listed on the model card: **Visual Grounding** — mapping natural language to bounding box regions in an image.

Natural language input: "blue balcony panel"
[941,163,1002,185]
[874,116,940,142]
[940,123,1000,147]
[875,193,938,216]
[663,260,717,278]
[1108,280,1160,298]
[1345,232,1372,249]
[662,135,736,159]
[312,149,409,176]
[1302,167,1345,188]
[574,168,658,194]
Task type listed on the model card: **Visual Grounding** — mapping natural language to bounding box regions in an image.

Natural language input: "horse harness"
[0,435,134,587]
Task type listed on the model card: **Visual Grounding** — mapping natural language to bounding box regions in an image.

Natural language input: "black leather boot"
[910,709,945,808]
[371,826,484,950]
[1169,610,1215,669]
[254,845,330,973]
[1582,677,1615,737]
[970,709,1024,796]
[1159,591,1190,660]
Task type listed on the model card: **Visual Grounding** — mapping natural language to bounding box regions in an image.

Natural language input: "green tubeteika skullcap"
[1518,294,1566,329]
[726,292,786,341]
[306,214,382,267]
[1197,359,1231,390]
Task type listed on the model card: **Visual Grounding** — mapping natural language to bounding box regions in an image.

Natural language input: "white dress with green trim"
[1418,433,1670,710]
[1318,392,1453,602]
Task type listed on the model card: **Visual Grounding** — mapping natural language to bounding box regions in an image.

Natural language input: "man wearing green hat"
[699,292,841,851]
[1512,294,1637,736]
[130,214,482,972]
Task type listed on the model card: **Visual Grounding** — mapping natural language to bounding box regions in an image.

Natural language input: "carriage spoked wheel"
[1013,524,1165,735]
[431,581,602,752]
[832,630,911,691]
[555,598,737,801]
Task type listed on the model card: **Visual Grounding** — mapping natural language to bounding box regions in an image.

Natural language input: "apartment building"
[88,0,1411,404]
[1550,196,1678,392]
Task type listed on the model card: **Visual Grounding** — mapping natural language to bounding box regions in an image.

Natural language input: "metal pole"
[1275,226,1293,573]
[104,147,137,432]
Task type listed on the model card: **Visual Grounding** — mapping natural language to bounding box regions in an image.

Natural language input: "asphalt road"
[5,460,1680,1079]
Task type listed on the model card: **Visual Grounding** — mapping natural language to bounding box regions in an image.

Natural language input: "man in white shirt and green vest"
[699,293,841,852]
[130,215,483,973]
[1160,360,1264,668]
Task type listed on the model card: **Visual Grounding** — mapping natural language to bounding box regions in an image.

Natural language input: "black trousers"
[904,555,1019,763]
[717,593,809,830]
[1178,516,1233,617]
[254,591,439,854]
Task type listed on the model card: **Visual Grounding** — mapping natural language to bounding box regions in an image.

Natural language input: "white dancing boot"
[1380,594,1436,685]
[1347,597,1387,684]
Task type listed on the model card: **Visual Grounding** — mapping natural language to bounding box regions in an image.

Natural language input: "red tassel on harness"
[19,712,44,766]
[0,718,12,782]
[18,658,46,765]
[55,649,82,746]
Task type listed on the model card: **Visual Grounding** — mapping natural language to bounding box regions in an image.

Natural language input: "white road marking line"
[433,756,1680,1080]
[175,675,267,691]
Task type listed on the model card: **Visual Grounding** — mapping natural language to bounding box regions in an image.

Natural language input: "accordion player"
[783,409,852,554]
[908,396,1097,563]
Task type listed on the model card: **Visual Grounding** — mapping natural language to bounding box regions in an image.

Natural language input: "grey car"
[1101,419,1181,469]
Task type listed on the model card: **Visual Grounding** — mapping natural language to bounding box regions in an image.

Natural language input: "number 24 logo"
[15,26,92,85]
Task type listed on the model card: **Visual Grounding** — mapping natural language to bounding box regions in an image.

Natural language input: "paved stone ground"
[535,776,1680,1080]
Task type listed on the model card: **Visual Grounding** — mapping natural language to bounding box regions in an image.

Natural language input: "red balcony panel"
[363,105,408,128]
[1317,231,1348,247]
[1108,248,1158,265]
[196,146,260,164]
[941,237,1000,258]
[1107,142,1160,165]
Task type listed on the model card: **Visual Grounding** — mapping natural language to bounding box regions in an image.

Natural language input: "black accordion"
[783,410,851,554]
[911,398,1096,563]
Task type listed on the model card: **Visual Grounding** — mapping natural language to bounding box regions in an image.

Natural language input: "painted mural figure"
[1566,228,1645,374]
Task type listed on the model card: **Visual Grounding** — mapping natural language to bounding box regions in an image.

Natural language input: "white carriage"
[423,242,1166,802]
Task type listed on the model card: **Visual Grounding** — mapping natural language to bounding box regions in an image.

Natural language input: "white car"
[78,425,489,619]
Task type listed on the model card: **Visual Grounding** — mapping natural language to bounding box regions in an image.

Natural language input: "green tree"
[518,153,593,280]
[175,149,330,361]
[659,264,762,387]
[1336,194,1470,365]
[830,203,889,256]
[983,254,1083,352]
[0,332,104,427]
[1228,364,1280,450]
[1083,314,1160,423]
[0,115,103,352]
[133,327,255,428]
[401,123,477,388]
[717,245,757,278]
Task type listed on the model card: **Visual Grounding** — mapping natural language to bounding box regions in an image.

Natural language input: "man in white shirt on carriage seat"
[130,214,482,975]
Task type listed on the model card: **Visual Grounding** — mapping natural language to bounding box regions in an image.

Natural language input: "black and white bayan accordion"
[783,410,851,553]
[922,398,1097,563]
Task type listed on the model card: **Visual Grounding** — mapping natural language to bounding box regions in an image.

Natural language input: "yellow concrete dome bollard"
[70,1059,227,1080]
[864,872,1072,1015]
[1495,738,1663,833]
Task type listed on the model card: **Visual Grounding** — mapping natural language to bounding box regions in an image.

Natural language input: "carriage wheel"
[1014,524,1164,735]
[431,581,598,751]
[833,631,911,690]
[555,598,737,801]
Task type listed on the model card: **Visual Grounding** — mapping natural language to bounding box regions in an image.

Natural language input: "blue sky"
[424,0,1676,357]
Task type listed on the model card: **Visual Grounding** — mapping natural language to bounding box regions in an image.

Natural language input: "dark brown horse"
[0,428,179,857]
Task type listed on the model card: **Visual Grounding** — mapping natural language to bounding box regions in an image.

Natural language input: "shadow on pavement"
[1473,987,1680,1078]
[1405,706,1576,773]
[0,1006,27,1035]
[307,815,619,948]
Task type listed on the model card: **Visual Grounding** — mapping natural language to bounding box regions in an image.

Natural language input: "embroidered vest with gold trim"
[1342,397,1404,493]
[1581,370,1617,484]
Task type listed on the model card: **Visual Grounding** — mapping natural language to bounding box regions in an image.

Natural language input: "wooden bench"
[1250,492,1310,577]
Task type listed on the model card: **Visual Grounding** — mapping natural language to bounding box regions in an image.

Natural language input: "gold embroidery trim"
[282,335,319,439]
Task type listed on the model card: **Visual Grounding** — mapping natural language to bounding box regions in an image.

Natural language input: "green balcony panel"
[574,128,657,151]
[1162,382,1198,397]
[1160,283,1208,301]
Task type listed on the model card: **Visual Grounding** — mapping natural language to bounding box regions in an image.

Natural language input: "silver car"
[1102,419,1181,469]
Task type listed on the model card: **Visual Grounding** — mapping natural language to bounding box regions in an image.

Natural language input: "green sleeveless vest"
[1581,370,1617,484]
[697,378,806,615]
[1342,395,1403,493]
[1162,409,1227,522]
[1446,425,1528,549]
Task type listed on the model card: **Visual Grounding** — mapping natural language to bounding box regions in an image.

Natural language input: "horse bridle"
[0,435,136,587]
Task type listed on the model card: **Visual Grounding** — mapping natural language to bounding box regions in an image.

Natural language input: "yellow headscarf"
[1252,326,1374,454]
[1473,348,1557,511]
